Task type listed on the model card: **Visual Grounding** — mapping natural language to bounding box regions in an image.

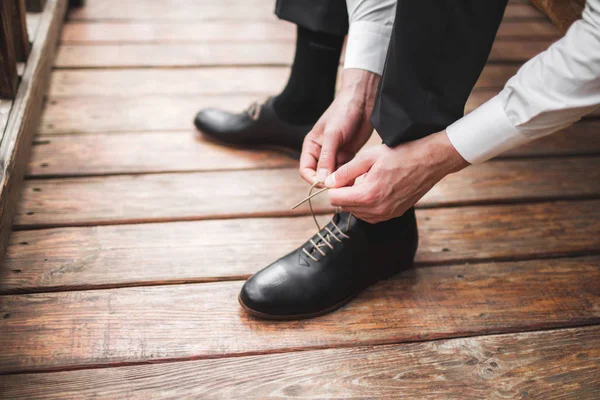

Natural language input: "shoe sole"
[237,265,408,321]
[238,290,359,321]
[197,131,301,160]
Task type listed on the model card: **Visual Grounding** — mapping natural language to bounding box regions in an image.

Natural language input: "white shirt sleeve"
[344,0,396,75]
[446,0,600,164]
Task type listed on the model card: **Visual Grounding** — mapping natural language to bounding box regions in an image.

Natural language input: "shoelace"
[292,182,352,262]
[246,98,267,121]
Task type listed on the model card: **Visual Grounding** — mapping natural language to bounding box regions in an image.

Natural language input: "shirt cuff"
[343,21,392,75]
[446,94,532,164]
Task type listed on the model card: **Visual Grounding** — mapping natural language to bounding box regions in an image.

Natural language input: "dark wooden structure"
[0,0,598,398]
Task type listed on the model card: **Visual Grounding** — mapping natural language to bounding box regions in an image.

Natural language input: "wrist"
[422,130,470,177]
[340,69,381,112]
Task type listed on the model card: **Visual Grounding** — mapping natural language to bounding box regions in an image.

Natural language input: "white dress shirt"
[344,0,396,75]
[344,0,600,164]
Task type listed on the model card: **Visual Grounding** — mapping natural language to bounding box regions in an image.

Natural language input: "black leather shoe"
[194,97,312,157]
[239,209,418,320]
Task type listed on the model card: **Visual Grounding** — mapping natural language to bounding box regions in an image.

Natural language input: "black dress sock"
[273,26,345,126]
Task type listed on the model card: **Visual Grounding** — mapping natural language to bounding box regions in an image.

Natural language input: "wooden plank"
[41,90,597,136]
[1,326,598,399]
[0,0,19,98]
[35,90,518,135]
[59,20,559,44]
[39,95,256,134]
[0,256,598,373]
[488,39,555,62]
[26,131,297,177]
[14,158,600,228]
[48,67,292,97]
[4,200,600,293]
[47,65,518,98]
[11,0,31,62]
[67,1,284,22]
[531,0,585,32]
[65,2,544,21]
[53,39,554,68]
[25,121,600,178]
[497,20,561,38]
[0,0,67,266]
[503,121,600,157]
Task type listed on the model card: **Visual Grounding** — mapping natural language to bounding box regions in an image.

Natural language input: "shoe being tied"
[194,97,312,158]
[239,192,418,320]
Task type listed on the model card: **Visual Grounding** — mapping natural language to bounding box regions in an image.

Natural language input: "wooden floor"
[1,0,599,398]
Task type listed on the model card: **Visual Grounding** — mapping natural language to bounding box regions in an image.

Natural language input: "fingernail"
[317,168,328,183]
[325,173,335,187]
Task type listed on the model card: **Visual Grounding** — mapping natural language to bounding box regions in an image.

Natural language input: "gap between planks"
[4,199,600,294]
[0,255,598,374]
[0,325,598,400]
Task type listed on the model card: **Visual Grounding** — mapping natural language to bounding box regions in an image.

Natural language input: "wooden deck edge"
[0,0,67,266]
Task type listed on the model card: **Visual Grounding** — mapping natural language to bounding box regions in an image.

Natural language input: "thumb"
[315,131,341,183]
[325,151,376,188]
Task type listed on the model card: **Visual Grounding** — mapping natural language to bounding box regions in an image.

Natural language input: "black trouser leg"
[275,0,348,36]
[273,0,348,125]
[372,0,509,146]
[368,0,508,236]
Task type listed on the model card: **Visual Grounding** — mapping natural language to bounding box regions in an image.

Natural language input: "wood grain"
[36,90,516,135]
[11,0,31,62]
[26,130,297,177]
[4,200,600,293]
[59,20,559,44]
[65,1,543,21]
[0,0,67,266]
[1,326,598,399]
[0,256,598,373]
[0,0,19,98]
[531,0,585,32]
[53,39,554,68]
[24,121,600,178]
[47,65,518,98]
[15,158,600,228]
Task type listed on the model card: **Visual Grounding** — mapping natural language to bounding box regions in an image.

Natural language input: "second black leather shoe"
[239,209,418,320]
[194,97,312,157]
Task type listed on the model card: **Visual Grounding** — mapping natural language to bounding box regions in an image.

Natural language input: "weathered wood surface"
[25,122,600,177]
[0,0,19,98]
[54,39,555,68]
[36,90,561,135]
[48,65,519,98]
[4,200,600,293]
[531,0,585,32]
[65,1,543,21]
[11,0,31,62]
[0,256,598,374]
[27,131,298,177]
[2,326,599,400]
[0,0,67,266]
[59,20,560,44]
[15,158,600,228]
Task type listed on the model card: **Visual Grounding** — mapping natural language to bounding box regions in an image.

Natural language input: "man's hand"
[325,131,470,223]
[299,69,380,185]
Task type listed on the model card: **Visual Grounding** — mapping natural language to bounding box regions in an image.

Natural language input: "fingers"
[299,132,322,185]
[315,130,341,183]
[328,182,374,208]
[325,150,376,188]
